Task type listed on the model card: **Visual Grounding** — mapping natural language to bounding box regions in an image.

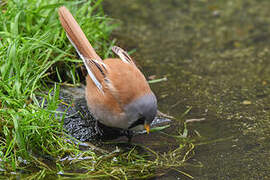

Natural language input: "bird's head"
[125,93,157,133]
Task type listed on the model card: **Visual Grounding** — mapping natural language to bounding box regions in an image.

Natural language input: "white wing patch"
[66,34,104,93]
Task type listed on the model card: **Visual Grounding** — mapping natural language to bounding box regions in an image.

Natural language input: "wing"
[112,46,135,65]
[84,58,109,93]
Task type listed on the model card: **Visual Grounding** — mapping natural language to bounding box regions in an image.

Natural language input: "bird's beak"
[144,123,150,134]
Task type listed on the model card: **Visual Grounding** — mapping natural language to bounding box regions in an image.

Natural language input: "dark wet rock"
[55,87,123,141]
[55,86,169,142]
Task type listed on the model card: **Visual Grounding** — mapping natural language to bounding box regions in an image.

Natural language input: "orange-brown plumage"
[58,6,101,61]
[86,59,152,112]
[58,6,157,132]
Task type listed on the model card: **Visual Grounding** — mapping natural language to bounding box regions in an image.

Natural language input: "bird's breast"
[85,58,154,129]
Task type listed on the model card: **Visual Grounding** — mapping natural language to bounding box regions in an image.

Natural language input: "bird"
[58,6,157,140]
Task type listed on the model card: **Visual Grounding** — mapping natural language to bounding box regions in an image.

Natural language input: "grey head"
[124,93,157,131]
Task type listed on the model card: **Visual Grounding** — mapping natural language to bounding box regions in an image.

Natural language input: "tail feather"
[58,6,102,61]
[58,6,105,93]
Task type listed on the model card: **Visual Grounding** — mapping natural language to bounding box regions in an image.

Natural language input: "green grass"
[0,0,193,179]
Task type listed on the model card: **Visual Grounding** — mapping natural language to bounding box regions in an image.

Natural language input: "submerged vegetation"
[0,0,192,178]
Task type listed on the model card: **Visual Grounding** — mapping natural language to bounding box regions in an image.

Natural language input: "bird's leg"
[124,130,133,143]
[94,120,103,136]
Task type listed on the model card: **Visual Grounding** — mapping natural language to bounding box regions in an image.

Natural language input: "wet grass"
[0,0,193,179]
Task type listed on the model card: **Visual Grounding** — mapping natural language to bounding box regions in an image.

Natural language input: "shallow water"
[104,0,270,179]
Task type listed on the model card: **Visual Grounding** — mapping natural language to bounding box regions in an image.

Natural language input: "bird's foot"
[122,130,134,143]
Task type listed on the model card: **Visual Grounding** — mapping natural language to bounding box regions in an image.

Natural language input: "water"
[104,0,270,179]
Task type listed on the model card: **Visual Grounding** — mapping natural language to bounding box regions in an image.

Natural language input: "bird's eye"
[128,117,145,129]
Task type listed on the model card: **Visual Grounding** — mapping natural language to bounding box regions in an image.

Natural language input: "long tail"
[59,6,105,92]
[58,6,102,61]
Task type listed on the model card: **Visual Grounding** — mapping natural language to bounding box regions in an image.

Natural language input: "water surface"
[104,0,270,179]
